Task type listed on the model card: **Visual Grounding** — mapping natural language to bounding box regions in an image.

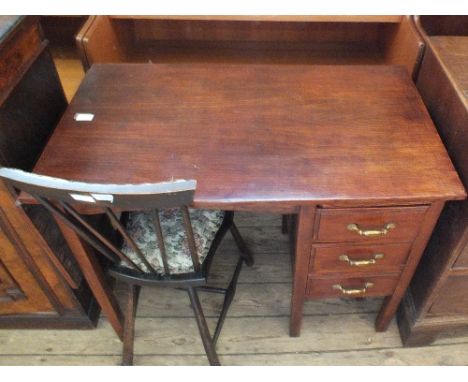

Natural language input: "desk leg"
[375,201,444,332]
[55,217,124,340]
[290,206,316,337]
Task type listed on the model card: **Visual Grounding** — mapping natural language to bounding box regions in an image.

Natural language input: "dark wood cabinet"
[397,16,468,346]
[0,16,98,328]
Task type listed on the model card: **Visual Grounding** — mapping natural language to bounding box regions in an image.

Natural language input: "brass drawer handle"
[339,253,384,266]
[333,282,374,295]
[346,223,396,237]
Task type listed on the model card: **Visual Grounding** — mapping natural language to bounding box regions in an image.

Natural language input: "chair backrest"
[0,167,200,277]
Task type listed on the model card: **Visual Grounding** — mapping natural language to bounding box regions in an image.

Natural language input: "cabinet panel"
[429,276,468,316]
[451,208,468,268]
[0,17,42,103]
[397,16,468,346]
[0,258,25,303]
[0,49,67,171]
[0,204,52,315]
[453,240,468,269]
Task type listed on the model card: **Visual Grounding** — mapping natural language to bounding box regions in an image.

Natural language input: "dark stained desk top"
[32,63,466,210]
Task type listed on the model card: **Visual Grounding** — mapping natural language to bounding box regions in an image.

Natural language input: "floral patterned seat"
[121,209,225,274]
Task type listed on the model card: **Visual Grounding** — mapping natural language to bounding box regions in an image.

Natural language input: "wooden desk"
[28,63,465,338]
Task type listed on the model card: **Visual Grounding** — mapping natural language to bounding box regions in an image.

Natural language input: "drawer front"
[306,275,399,299]
[310,242,411,275]
[315,206,428,243]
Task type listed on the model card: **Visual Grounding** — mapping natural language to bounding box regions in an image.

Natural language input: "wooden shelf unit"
[75,16,424,80]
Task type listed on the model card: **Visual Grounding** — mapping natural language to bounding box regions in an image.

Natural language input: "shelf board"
[109,15,402,23]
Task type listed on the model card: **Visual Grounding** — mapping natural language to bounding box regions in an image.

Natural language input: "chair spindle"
[181,206,201,273]
[58,202,144,272]
[151,209,171,275]
[104,207,158,274]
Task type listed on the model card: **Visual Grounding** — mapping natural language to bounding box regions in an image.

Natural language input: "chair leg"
[230,222,254,266]
[122,284,141,366]
[213,257,243,344]
[187,286,221,366]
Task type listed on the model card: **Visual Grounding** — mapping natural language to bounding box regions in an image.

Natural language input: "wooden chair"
[0,167,254,365]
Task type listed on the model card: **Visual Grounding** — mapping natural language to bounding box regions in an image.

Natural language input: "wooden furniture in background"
[39,16,87,102]
[0,16,98,328]
[398,16,468,346]
[75,16,424,79]
[22,63,465,338]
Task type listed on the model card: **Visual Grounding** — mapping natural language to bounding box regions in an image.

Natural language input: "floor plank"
[50,46,85,102]
[2,316,468,366]
[3,341,468,366]
[0,315,403,356]
[116,283,382,318]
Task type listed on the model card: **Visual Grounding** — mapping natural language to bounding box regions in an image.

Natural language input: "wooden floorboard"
[1,212,468,365]
[3,341,468,366]
[50,46,85,102]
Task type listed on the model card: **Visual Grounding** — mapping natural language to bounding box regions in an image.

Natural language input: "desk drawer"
[310,243,411,275]
[315,206,428,243]
[306,275,399,299]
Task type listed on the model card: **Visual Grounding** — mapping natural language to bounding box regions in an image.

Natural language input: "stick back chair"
[0,167,254,366]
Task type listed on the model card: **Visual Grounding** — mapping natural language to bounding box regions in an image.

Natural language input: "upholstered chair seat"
[121,209,225,274]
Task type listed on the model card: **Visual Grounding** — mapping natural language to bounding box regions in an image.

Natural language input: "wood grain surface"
[32,63,465,210]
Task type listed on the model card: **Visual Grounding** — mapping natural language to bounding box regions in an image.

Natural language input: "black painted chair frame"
[0,167,254,365]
